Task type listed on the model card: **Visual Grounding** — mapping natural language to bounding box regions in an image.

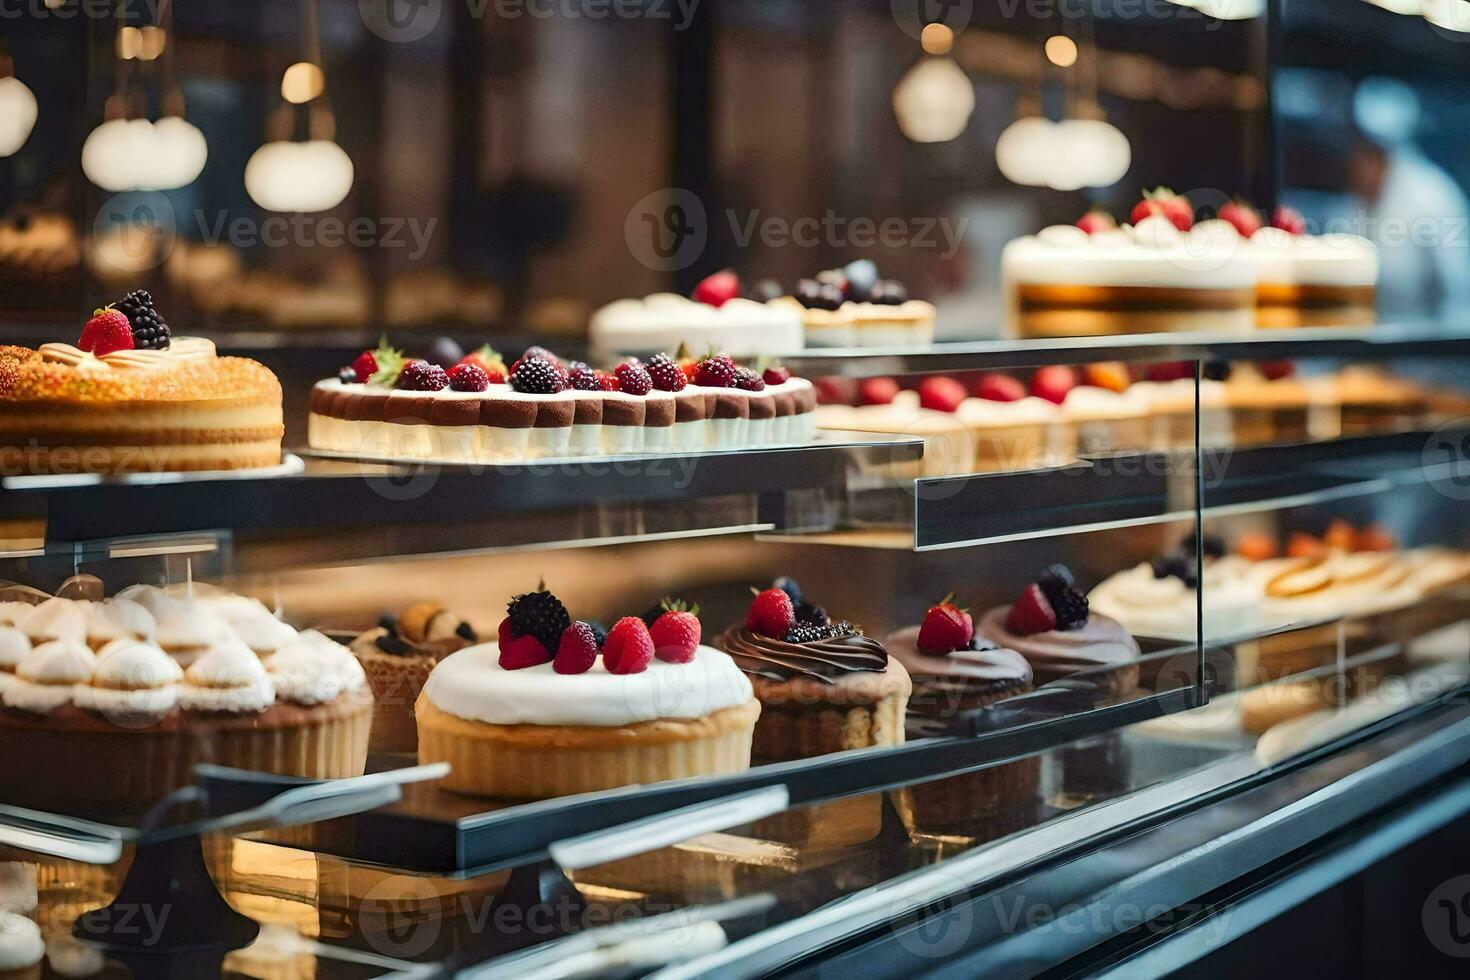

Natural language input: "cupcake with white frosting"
[0,911,43,980]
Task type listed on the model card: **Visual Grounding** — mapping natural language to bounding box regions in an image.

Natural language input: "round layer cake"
[0,338,283,474]
[417,643,759,799]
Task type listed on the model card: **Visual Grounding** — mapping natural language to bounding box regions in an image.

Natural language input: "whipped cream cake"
[307,341,816,461]
[0,291,283,474]
[590,280,803,359]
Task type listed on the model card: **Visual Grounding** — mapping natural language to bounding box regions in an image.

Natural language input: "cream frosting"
[0,911,44,972]
[207,597,298,653]
[18,597,86,644]
[179,640,276,713]
[39,336,216,371]
[1089,557,1264,641]
[425,642,753,727]
[1002,216,1258,289]
[977,609,1140,685]
[84,597,156,645]
[154,605,231,652]
[264,630,369,706]
[957,394,1058,427]
[0,602,33,627]
[590,294,804,359]
[1245,226,1378,287]
[0,627,29,670]
[5,639,97,713]
[75,639,182,718]
[114,583,185,617]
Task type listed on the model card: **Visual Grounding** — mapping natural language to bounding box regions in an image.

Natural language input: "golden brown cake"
[0,338,283,474]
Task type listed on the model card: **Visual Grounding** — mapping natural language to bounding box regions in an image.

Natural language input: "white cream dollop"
[211,598,299,654]
[74,639,183,718]
[85,597,156,646]
[0,627,29,671]
[0,911,44,972]
[18,597,87,644]
[425,643,754,727]
[179,640,275,713]
[4,639,97,713]
[264,630,369,706]
[1089,557,1263,642]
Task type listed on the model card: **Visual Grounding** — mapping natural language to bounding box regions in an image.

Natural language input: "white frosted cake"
[589,293,803,359]
[1242,226,1378,328]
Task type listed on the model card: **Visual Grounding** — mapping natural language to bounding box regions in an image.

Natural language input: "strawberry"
[814,376,855,405]
[78,306,134,356]
[747,587,795,639]
[1258,360,1295,381]
[1030,365,1078,405]
[1323,519,1357,553]
[553,622,601,674]
[1271,206,1307,236]
[1004,584,1057,636]
[1235,531,1279,562]
[1356,524,1396,553]
[1076,209,1116,235]
[693,270,740,308]
[650,599,701,664]
[1130,187,1194,231]
[1146,361,1193,383]
[917,594,973,655]
[603,616,655,674]
[860,377,900,406]
[596,370,620,391]
[499,632,551,670]
[763,364,791,386]
[1287,532,1326,559]
[974,373,1026,402]
[917,376,965,413]
[1083,362,1130,393]
[456,345,507,384]
[1218,200,1262,237]
[351,350,378,383]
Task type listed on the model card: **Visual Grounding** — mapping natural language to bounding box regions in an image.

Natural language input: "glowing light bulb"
[0,76,37,157]
[1044,36,1077,68]
[892,57,975,144]
[244,139,354,212]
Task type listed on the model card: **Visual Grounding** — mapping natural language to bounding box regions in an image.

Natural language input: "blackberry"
[1202,360,1232,382]
[116,289,170,350]
[374,632,412,655]
[506,587,571,652]
[615,362,653,396]
[784,624,830,644]
[639,603,665,628]
[455,621,478,642]
[795,602,829,627]
[1183,533,1227,559]
[1037,564,1076,600]
[398,360,450,391]
[511,357,566,394]
[569,364,601,391]
[734,367,766,392]
[338,366,358,384]
[646,353,686,392]
[522,345,559,365]
[585,621,609,648]
[870,279,908,305]
[1151,552,1199,589]
[773,577,803,606]
[827,620,860,638]
[1048,587,1089,631]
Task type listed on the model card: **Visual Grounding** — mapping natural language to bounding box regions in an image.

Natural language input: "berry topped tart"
[716,578,911,762]
[977,565,1141,696]
[589,270,804,359]
[415,584,758,799]
[0,291,283,474]
[769,260,936,349]
[348,601,478,754]
[307,339,816,461]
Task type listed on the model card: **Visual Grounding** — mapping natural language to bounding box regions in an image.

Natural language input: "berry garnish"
[1130,187,1194,231]
[763,364,791,386]
[603,616,655,674]
[917,593,973,655]
[499,632,551,670]
[116,289,170,350]
[842,259,878,301]
[746,278,783,303]
[645,353,686,392]
[1004,584,1057,636]
[1218,200,1262,237]
[1083,362,1130,393]
[447,362,490,392]
[553,622,601,674]
[783,623,832,644]
[693,270,740,308]
[506,585,571,653]
[1036,565,1088,630]
[974,373,1025,402]
[747,587,796,640]
[1236,531,1279,562]
[398,360,450,391]
[693,354,737,388]
[1150,552,1198,590]
[773,576,802,605]
[1076,209,1117,235]
[1271,206,1306,236]
[1259,360,1296,381]
[794,601,829,627]
[1146,361,1193,383]
[1357,524,1396,553]
[351,350,378,383]
[794,278,844,311]
[917,376,965,413]
[596,370,620,391]
[615,361,653,396]
[456,345,507,384]
[869,279,909,305]
[649,598,701,663]
[734,367,766,391]
[363,337,408,386]
[78,306,134,356]
[860,377,900,405]
[1031,365,1078,405]
[585,621,609,648]
[337,366,358,384]
[511,357,567,394]
[1287,531,1326,559]
[569,364,601,391]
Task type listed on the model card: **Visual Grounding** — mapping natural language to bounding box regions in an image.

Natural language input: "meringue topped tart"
[0,294,283,475]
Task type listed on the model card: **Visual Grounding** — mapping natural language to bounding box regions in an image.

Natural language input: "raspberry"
[734,368,766,391]
[554,622,601,674]
[499,633,550,670]
[603,616,654,674]
[351,350,378,383]
[917,595,973,655]
[596,371,619,391]
[448,362,489,392]
[116,289,170,350]
[646,353,686,392]
[649,599,701,663]
[506,586,571,652]
[763,365,791,386]
[398,360,450,391]
[569,365,601,391]
[693,354,736,388]
[615,362,653,396]
[511,357,566,394]
[1005,584,1057,636]
[746,588,795,639]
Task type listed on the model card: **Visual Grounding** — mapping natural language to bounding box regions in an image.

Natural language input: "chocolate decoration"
[601,397,646,427]
[479,397,536,429]
[718,625,888,685]
[572,394,603,426]
[674,392,709,423]
[644,397,675,427]
[533,397,575,429]
[430,397,480,427]
[884,625,1032,714]
[977,607,1140,685]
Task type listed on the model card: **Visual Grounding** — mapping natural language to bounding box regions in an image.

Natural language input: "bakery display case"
[3,0,1470,975]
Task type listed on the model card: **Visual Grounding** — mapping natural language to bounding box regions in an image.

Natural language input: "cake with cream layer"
[1243,225,1378,328]
[590,293,803,359]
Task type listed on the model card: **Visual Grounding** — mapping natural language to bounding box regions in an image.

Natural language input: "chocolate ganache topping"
[719,625,888,684]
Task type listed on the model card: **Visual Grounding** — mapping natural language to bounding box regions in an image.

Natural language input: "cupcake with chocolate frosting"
[978,565,1140,696]
[885,597,1040,837]
[718,580,910,761]
[350,601,477,753]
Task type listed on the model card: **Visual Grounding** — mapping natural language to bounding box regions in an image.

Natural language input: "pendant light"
[0,46,38,158]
